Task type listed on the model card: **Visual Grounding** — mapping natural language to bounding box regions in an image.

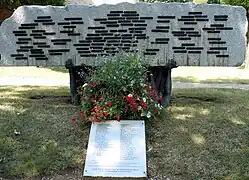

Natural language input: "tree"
[0,0,65,10]
[139,0,221,3]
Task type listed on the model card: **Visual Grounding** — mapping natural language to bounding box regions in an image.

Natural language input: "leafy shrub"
[72,53,163,125]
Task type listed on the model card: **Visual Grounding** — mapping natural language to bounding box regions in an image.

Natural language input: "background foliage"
[0,0,65,10]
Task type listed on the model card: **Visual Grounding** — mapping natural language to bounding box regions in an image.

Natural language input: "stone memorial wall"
[0,2,247,67]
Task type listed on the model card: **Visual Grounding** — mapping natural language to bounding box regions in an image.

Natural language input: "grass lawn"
[0,86,249,179]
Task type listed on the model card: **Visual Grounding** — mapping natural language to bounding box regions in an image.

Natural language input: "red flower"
[126,96,134,104]
[90,98,95,103]
[107,101,112,107]
[96,112,104,118]
[72,117,76,123]
[140,99,147,110]
[93,82,97,87]
[82,119,87,124]
[98,96,103,101]
[130,105,135,111]
[116,114,121,122]
[160,96,163,102]
[89,116,101,122]
[104,111,108,117]
[135,93,139,99]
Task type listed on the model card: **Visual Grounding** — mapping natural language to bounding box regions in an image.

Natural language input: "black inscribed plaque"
[207,31,220,33]
[182,43,195,46]
[33,36,46,39]
[21,23,38,26]
[43,22,55,25]
[188,34,201,37]
[58,22,70,25]
[189,12,202,15]
[209,41,226,44]
[19,26,35,30]
[184,22,197,25]
[207,51,220,54]
[195,19,208,21]
[32,30,45,33]
[36,57,48,60]
[216,27,233,30]
[37,16,51,19]
[144,52,157,55]
[179,37,191,40]
[68,33,80,36]
[186,47,204,50]
[210,47,227,50]
[49,53,63,56]
[65,17,82,21]
[63,25,76,28]
[210,24,224,27]
[140,17,153,20]
[202,28,215,31]
[151,30,168,33]
[43,32,56,35]
[158,16,175,19]
[16,42,29,44]
[172,47,185,50]
[15,57,28,60]
[174,50,187,53]
[13,31,26,33]
[88,26,105,29]
[188,51,202,54]
[11,54,24,57]
[33,42,46,45]
[181,28,194,31]
[208,38,221,41]
[18,38,31,41]
[20,46,33,49]
[76,48,89,50]
[34,19,53,22]
[14,34,28,36]
[216,55,229,58]
[37,45,50,48]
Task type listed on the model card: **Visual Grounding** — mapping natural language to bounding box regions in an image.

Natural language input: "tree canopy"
[0,0,65,10]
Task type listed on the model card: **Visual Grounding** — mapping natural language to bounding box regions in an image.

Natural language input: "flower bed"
[72,54,163,125]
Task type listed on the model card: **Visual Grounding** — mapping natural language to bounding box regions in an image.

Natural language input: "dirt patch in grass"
[1,87,249,179]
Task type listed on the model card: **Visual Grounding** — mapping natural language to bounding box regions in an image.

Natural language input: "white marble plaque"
[84,120,147,177]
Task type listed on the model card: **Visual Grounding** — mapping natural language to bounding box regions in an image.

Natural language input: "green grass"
[1,86,249,179]
[173,76,249,84]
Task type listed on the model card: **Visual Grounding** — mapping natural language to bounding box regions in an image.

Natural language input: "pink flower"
[116,114,121,122]
[72,118,76,123]
[107,101,112,107]
[93,82,97,87]
[90,98,95,103]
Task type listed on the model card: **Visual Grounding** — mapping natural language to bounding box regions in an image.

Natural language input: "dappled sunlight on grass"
[191,134,205,146]
[230,117,247,125]
[147,88,249,179]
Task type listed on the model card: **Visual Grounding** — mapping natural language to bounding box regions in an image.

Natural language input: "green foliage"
[222,0,249,9]
[139,0,221,3]
[0,0,65,9]
[73,53,163,125]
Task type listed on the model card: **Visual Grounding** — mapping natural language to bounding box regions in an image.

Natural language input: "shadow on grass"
[0,86,88,179]
[147,88,249,179]
[173,76,249,84]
